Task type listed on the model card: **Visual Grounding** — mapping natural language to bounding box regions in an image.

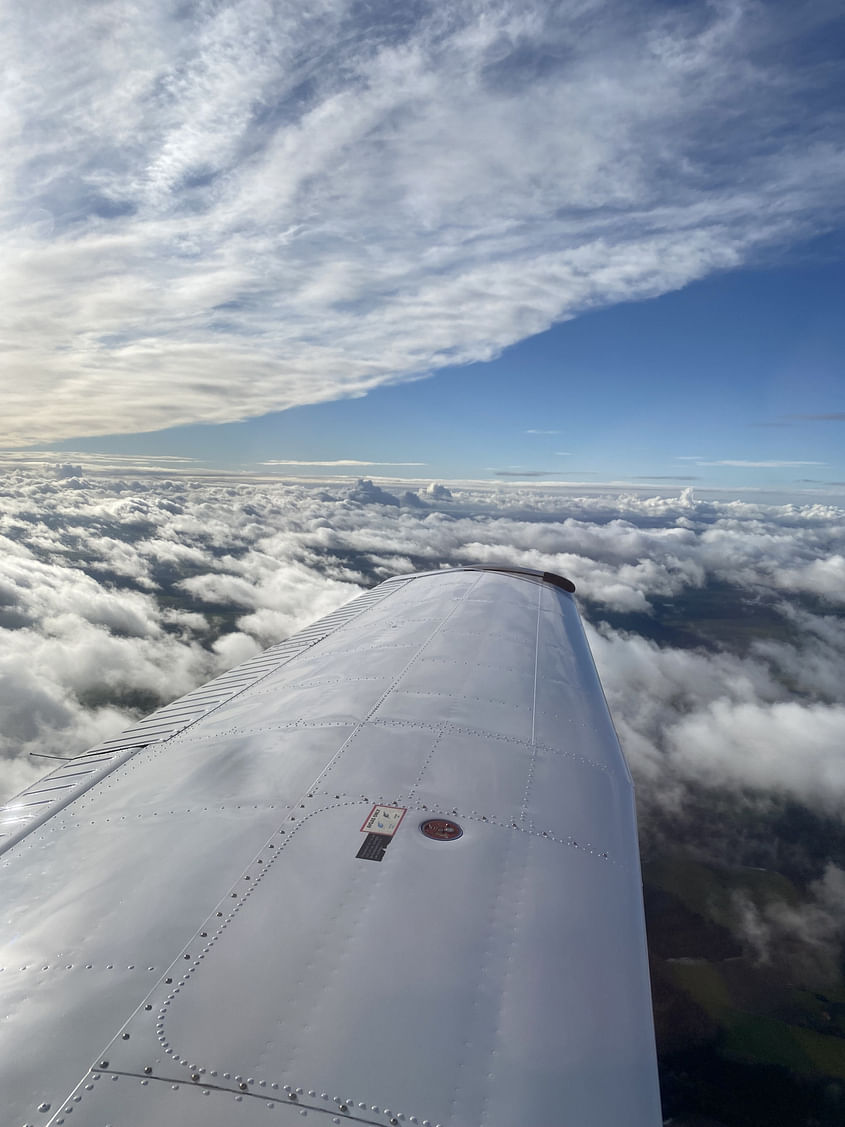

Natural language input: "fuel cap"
[420,818,463,841]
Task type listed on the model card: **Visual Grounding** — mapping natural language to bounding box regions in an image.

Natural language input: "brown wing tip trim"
[468,565,576,594]
[541,571,577,593]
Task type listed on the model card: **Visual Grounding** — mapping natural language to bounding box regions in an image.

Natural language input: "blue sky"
[50,254,845,491]
[2,0,844,493]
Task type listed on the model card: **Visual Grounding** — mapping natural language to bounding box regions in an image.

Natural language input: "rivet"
[144,1066,152,1075]
[38,1103,51,1112]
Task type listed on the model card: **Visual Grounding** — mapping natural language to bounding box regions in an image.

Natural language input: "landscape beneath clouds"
[2,468,845,1123]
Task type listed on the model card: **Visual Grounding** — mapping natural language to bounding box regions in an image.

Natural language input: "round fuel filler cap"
[420,818,463,841]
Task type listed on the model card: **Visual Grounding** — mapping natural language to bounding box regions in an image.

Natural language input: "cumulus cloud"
[730,864,845,985]
[346,478,401,507]
[2,471,844,822]
[1,2,844,443]
[425,483,452,500]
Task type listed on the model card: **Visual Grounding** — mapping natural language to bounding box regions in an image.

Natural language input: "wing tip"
[390,565,577,594]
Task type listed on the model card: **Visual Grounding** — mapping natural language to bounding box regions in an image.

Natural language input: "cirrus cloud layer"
[1,0,844,443]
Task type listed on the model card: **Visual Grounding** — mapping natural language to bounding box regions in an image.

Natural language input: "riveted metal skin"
[0,567,660,1126]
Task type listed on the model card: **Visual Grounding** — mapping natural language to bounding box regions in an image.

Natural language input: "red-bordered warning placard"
[360,804,407,837]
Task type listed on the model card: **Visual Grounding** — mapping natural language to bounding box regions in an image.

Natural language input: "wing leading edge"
[0,566,661,1126]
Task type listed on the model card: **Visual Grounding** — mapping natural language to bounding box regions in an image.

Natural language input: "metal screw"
[144,1004,152,1011]
[122,1033,130,1040]
[144,1067,152,1075]
[239,1081,248,1091]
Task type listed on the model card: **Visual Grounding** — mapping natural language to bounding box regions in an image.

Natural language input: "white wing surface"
[0,566,661,1126]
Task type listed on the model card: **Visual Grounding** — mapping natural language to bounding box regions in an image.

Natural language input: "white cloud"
[730,863,845,983]
[1,470,845,850]
[0,2,843,442]
[259,460,427,467]
[668,699,845,810]
[697,460,828,468]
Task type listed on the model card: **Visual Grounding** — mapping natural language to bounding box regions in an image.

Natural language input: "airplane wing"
[0,566,661,1126]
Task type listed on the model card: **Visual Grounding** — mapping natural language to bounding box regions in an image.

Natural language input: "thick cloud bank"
[2,472,843,816]
[1,1,844,442]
